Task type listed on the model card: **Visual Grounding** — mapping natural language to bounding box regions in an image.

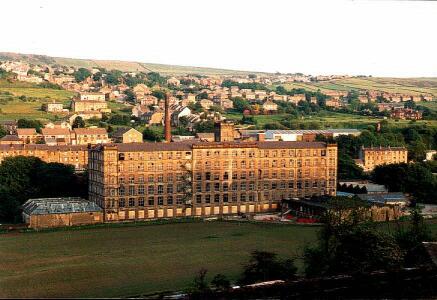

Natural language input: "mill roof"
[22,197,102,215]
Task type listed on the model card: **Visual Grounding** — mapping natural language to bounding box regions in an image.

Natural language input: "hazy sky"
[1,0,436,77]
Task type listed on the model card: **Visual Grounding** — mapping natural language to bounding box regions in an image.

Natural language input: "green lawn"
[0,221,318,298]
[418,101,437,112]
[107,100,132,115]
[0,80,74,122]
[0,80,74,100]
[0,100,69,122]
[225,112,289,127]
[225,111,437,129]
[1,219,436,298]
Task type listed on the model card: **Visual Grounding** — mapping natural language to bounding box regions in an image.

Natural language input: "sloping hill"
[0,52,260,76]
[277,77,437,97]
[1,52,437,96]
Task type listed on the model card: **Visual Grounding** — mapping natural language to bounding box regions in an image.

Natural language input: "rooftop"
[0,144,88,151]
[94,141,331,152]
[339,181,388,193]
[41,128,70,135]
[73,128,107,135]
[17,128,37,135]
[357,193,408,205]
[0,135,22,142]
[22,197,102,215]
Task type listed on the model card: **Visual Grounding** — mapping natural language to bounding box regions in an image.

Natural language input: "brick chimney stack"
[164,92,172,143]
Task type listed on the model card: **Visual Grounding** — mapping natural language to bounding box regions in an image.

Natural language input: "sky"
[0,0,436,77]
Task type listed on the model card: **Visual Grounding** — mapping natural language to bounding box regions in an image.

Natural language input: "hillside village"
[0,59,436,216]
[0,60,435,134]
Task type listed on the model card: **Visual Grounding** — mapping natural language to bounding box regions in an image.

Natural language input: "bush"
[239,250,297,284]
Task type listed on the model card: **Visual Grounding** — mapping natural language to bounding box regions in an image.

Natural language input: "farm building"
[22,197,103,229]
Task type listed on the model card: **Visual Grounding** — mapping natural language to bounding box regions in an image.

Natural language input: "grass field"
[418,101,437,112]
[275,78,437,97]
[225,110,437,129]
[0,221,318,298]
[0,79,75,122]
[1,219,436,298]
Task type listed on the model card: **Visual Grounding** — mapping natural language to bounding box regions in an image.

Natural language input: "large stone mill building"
[88,136,338,222]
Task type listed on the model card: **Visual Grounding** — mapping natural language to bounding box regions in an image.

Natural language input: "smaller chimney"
[164,93,172,143]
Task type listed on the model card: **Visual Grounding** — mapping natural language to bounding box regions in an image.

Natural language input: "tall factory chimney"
[164,92,172,143]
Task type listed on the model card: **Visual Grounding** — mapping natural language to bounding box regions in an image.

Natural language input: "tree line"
[188,201,435,298]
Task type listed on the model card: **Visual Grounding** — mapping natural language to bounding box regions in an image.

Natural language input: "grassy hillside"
[225,110,437,129]
[0,79,75,121]
[0,52,262,76]
[2,52,437,94]
[278,77,437,97]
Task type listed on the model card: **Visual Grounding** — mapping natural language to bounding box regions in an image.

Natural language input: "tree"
[17,119,43,132]
[172,126,191,136]
[147,72,166,86]
[194,120,214,133]
[408,140,427,161]
[188,101,203,113]
[0,156,87,222]
[125,75,145,87]
[105,70,123,85]
[232,97,251,113]
[303,199,404,277]
[211,274,230,291]
[124,89,136,104]
[239,251,297,285]
[152,90,166,100]
[193,268,209,292]
[92,71,102,81]
[0,127,7,138]
[142,127,163,142]
[72,116,85,129]
[178,116,190,127]
[338,154,366,180]
[38,82,62,90]
[197,92,208,100]
[210,105,223,113]
[395,207,433,267]
[108,114,131,126]
[241,115,257,125]
[73,68,92,82]
[371,163,437,203]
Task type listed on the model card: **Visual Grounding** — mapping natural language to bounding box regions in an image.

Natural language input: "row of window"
[105,148,333,162]
[114,158,334,173]
[193,158,329,169]
[109,168,335,185]
[114,180,330,196]
[113,192,258,208]
[118,151,192,161]
[194,149,328,158]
